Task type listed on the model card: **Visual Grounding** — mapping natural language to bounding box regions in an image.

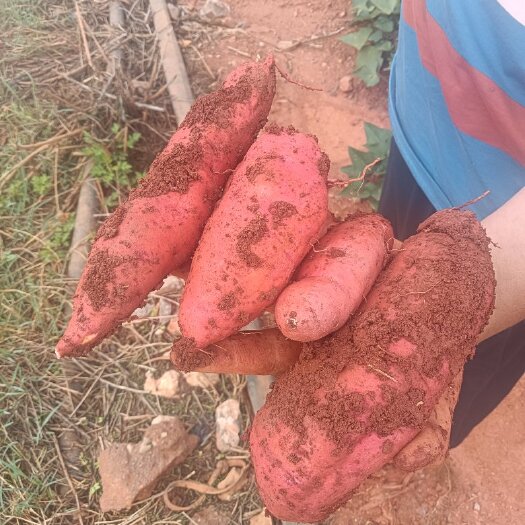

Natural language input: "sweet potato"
[275,213,393,341]
[56,56,276,358]
[249,209,495,522]
[171,329,302,375]
[175,125,329,349]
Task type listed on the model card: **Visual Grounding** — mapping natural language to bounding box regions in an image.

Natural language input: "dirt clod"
[171,337,214,371]
[269,201,298,228]
[132,142,202,199]
[81,250,125,310]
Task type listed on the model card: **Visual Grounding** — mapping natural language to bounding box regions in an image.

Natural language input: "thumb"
[393,372,462,471]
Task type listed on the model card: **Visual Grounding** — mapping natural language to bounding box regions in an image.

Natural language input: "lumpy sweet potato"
[56,57,276,358]
[275,213,393,341]
[175,125,329,349]
[250,209,495,522]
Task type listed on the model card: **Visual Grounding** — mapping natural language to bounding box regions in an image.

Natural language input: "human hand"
[393,371,462,470]
[171,232,461,474]
[170,210,492,525]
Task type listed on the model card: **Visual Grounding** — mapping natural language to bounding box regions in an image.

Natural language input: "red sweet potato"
[56,57,276,358]
[250,209,495,522]
[174,125,329,349]
[275,213,393,341]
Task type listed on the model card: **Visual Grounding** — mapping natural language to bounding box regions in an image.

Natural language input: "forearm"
[479,187,525,342]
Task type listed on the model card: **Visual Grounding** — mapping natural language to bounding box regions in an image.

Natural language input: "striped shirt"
[389,0,525,219]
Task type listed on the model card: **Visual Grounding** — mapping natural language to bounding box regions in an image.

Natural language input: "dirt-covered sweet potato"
[250,209,495,522]
[56,57,276,358]
[275,213,393,341]
[174,125,329,349]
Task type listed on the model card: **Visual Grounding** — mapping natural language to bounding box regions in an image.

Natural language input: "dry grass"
[1,1,262,523]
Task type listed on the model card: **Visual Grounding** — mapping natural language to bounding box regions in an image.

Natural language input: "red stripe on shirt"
[403,0,525,167]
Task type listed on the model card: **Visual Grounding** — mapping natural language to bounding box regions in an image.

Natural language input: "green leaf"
[1,251,19,265]
[89,481,101,497]
[342,147,378,180]
[340,27,373,50]
[371,0,399,15]
[354,45,383,86]
[127,131,141,149]
[374,40,393,52]
[31,174,52,196]
[368,29,384,43]
[370,183,383,201]
[364,122,392,151]
[353,0,374,20]
[373,15,395,32]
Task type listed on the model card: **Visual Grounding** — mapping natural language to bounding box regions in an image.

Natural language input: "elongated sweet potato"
[56,57,276,358]
[250,209,495,522]
[171,329,302,375]
[275,213,393,341]
[175,125,329,349]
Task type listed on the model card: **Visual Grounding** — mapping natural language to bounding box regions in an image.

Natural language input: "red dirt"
[235,214,270,268]
[170,337,213,371]
[80,250,125,310]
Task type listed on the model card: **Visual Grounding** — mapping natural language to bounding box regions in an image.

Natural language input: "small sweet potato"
[250,209,495,522]
[56,57,276,358]
[175,125,329,349]
[171,329,302,376]
[275,213,393,341]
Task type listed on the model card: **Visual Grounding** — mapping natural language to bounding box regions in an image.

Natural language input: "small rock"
[184,371,220,389]
[98,416,197,512]
[473,501,481,512]
[250,512,272,525]
[216,399,241,452]
[339,75,353,93]
[158,275,184,294]
[339,10,346,17]
[192,505,230,525]
[132,300,154,319]
[277,40,295,50]
[217,467,248,501]
[144,369,183,398]
[199,0,230,19]
[167,316,181,336]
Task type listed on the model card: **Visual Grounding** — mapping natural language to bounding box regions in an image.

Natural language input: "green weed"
[82,123,142,209]
[341,122,392,209]
[340,0,401,87]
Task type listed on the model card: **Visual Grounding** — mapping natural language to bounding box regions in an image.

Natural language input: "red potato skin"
[56,57,276,358]
[275,214,394,341]
[250,209,495,522]
[176,127,329,349]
